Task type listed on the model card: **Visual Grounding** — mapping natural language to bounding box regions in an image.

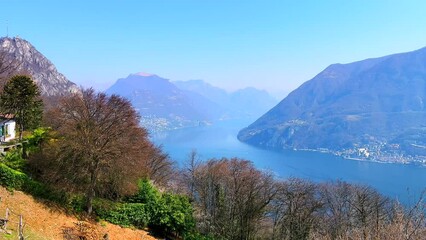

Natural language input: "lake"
[151,119,426,205]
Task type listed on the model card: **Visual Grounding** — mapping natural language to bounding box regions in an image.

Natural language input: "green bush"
[0,163,27,189]
[0,163,68,205]
[94,200,150,228]
[150,193,195,236]
[2,148,26,171]
[22,178,68,204]
[96,179,196,237]
[96,180,156,228]
[25,128,48,145]
[183,232,216,240]
[127,179,161,204]
[23,127,49,156]
[67,195,86,213]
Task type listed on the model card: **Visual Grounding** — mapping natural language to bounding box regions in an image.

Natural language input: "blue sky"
[2,0,426,98]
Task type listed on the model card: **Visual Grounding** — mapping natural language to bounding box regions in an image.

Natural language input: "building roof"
[0,119,15,125]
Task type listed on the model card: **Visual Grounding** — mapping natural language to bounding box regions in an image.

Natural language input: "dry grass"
[0,187,157,240]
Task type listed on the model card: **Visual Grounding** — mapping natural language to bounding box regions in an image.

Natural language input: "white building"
[0,119,16,142]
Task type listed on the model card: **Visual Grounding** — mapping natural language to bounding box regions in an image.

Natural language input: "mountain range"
[0,36,277,132]
[174,80,278,118]
[238,46,426,163]
[105,73,219,130]
[106,74,278,131]
[3,36,426,162]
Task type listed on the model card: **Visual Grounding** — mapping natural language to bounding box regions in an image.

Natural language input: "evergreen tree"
[0,75,43,140]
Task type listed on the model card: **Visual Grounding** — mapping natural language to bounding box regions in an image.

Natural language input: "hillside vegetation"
[0,72,424,239]
[0,186,156,240]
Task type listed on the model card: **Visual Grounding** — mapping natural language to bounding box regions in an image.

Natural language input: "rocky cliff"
[0,37,79,96]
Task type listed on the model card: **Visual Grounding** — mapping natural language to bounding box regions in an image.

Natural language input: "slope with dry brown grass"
[0,186,157,240]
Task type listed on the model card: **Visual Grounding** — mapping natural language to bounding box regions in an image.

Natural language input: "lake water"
[151,119,426,205]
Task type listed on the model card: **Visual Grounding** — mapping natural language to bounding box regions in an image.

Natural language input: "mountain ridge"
[238,46,426,163]
[106,73,219,131]
[174,79,278,119]
[107,74,278,131]
[0,37,79,96]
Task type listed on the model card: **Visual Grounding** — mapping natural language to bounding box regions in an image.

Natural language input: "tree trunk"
[86,183,95,215]
[19,122,23,141]
[86,169,98,215]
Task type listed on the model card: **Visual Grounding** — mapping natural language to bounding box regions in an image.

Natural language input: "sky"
[1,0,426,98]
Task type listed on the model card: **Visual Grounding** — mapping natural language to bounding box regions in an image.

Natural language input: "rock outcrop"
[0,37,79,96]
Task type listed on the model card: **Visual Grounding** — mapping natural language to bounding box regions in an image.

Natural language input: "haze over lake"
[152,119,426,205]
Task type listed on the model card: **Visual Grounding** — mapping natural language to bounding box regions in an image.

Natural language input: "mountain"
[0,37,79,96]
[174,80,278,119]
[238,46,426,162]
[174,79,229,105]
[107,75,278,131]
[229,87,278,118]
[106,73,221,131]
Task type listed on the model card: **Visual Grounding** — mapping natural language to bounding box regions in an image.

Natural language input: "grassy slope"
[0,186,157,240]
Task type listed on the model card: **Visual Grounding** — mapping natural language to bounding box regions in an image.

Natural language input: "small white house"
[0,119,16,142]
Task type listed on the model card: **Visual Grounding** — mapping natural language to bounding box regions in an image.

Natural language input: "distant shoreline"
[294,147,425,166]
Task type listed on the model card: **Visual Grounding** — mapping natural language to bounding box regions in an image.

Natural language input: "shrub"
[23,127,49,156]
[94,200,150,228]
[183,232,215,240]
[97,179,196,237]
[127,179,161,204]
[0,163,27,189]
[150,193,195,236]
[67,195,86,213]
[24,179,64,202]
[2,148,26,171]
[0,162,68,205]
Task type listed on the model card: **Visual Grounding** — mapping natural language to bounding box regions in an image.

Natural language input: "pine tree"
[0,75,43,140]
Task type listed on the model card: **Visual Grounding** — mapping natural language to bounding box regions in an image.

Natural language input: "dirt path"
[0,187,156,240]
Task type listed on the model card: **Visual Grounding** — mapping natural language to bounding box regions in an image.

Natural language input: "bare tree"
[395,191,426,240]
[31,88,170,214]
[270,178,323,240]
[179,162,426,240]
[183,157,276,240]
[180,150,202,200]
[142,144,174,187]
[313,181,395,240]
[317,181,354,238]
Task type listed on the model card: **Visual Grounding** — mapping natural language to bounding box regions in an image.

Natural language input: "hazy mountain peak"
[174,79,278,119]
[174,79,224,91]
[106,73,220,131]
[106,75,279,131]
[132,72,155,77]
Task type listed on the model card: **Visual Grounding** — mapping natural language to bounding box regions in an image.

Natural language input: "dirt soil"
[0,187,157,240]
